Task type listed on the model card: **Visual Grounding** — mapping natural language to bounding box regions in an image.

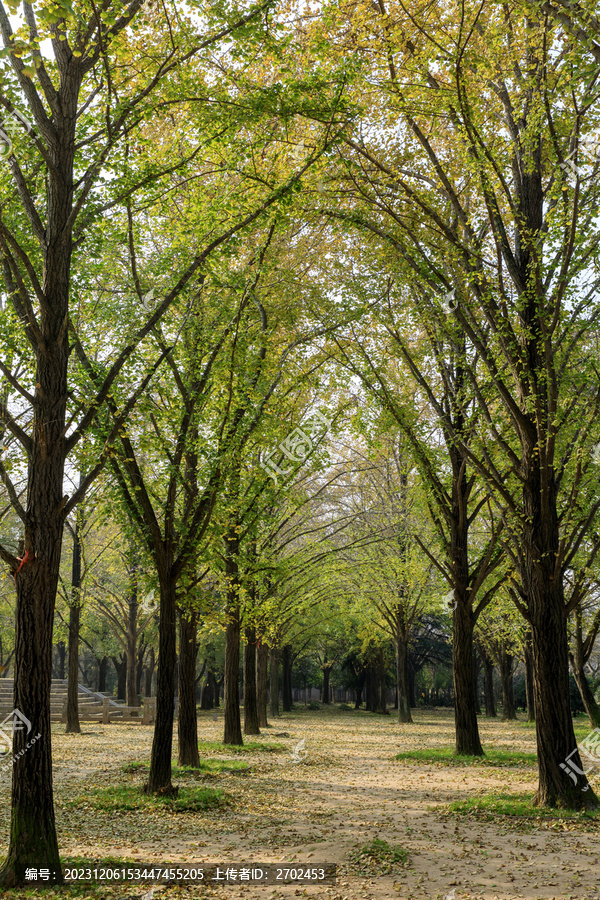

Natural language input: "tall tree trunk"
[269,648,280,718]
[201,670,215,709]
[570,611,600,728]
[178,610,200,766]
[282,644,293,712]
[244,626,260,735]
[355,670,365,709]
[223,615,242,743]
[257,641,269,727]
[65,510,83,735]
[322,664,333,705]
[56,643,66,681]
[483,653,496,718]
[523,632,535,722]
[377,646,388,714]
[473,649,482,714]
[408,665,416,708]
[144,647,155,698]
[396,635,412,723]
[453,599,483,755]
[65,606,81,734]
[147,574,177,794]
[126,573,138,708]
[112,653,127,701]
[97,656,108,693]
[136,640,146,697]
[498,645,517,720]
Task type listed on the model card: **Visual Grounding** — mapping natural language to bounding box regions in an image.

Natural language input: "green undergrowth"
[196,739,283,754]
[395,747,537,766]
[446,792,600,823]
[347,838,410,875]
[68,782,228,813]
[123,759,249,776]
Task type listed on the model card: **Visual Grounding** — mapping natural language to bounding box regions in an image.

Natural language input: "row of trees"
[3,0,600,884]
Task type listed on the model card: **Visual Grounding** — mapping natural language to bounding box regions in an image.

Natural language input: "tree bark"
[521,464,596,805]
[126,575,138,709]
[223,532,243,745]
[111,653,127,701]
[147,574,177,794]
[524,631,535,722]
[396,636,412,723]
[473,649,482,714]
[483,653,497,718]
[377,646,388,714]
[355,670,365,709]
[136,639,146,697]
[178,610,200,766]
[97,656,108,693]
[65,511,83,734]
[322,663,333,704]
[498,646,517,720]
[257,641,269,727]
[56,643,66,681]
[144,647,155,698]
[243,626,260,735]
[269,648,280,718]
[570,611,600,728]
[201,670,215,709]
[453,600,483,755]
[282,644,293,712]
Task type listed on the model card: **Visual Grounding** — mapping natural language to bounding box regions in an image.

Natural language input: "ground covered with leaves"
[0,707,599,900]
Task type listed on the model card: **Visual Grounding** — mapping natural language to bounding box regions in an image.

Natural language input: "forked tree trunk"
[65,512,82,735]
[282,644,293,712]
[396,635,412,723]
[243,626,260,735]
[178,610,200,766]
[147,574,177,794]
[269,648,280,718]
[257,642,269,727]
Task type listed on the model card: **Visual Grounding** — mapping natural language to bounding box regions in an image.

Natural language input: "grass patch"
[196,739,283,754]
[395,747,537,767]
[123,759,249,776]
[70,783,228,813]
[347,839,409,875]
[446,792,600,822]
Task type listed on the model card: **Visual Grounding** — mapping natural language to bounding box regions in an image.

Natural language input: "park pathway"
[1,708,597,900]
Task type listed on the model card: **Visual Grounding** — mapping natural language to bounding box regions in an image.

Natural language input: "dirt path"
[1,708,598,900]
